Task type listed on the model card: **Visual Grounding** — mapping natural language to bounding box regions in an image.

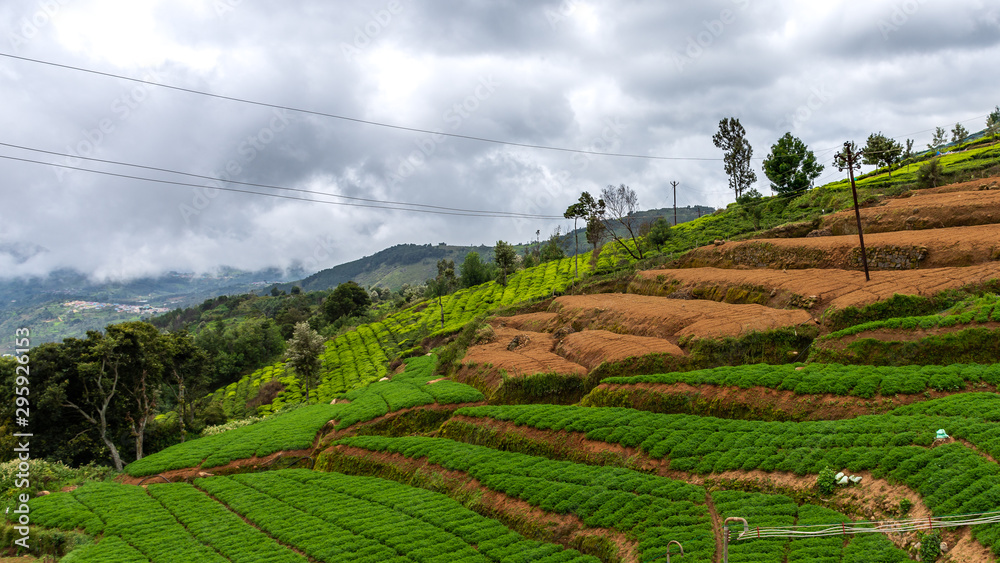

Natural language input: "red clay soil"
[555,330,685,370]
[637,263,1000,313]
[679,223,1000,270]
[548,293,815,339]
[463,325,588,376]
[821,178,1000,235]
[444,415,995,560]
[587,380,997,420]
[327,444,640,563]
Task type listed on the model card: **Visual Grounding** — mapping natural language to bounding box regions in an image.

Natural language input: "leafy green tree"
[987,106,1000,141]
[862,132,904,178]
[55,330,130,470]
[572,191,607,255]
[761,132,824,195]
[323,281,371,323]
[108,321,168,461]
[521,252,538,270]
[459,251,493,288]
[712,117,757,199]
[3,340,123,467]
[586,213,605,253]
[426,259,459,328]
[195,317,285,387]
[951,122,969,143]
[564,195,595,277]
[494,240,517,286]
[539,227,565,263]
[736,188,765,230]
[927,126,948,151]
[645,217,672,251]
[285,322,325,403]
[162,330,209,443]
[600,184,645,260]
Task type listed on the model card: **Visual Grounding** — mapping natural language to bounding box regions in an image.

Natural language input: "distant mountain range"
[0,204,714,351]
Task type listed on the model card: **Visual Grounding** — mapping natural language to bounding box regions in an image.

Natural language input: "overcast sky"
[1,0,998,282]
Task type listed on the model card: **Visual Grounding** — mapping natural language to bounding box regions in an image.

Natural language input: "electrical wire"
[0,141,560,218]
[0,52,724,162]
[0,152,566,219]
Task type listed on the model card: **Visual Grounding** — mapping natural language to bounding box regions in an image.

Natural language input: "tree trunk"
[177,381,186,443]
[133,418,147,460]
[438,295,445,329]
[573,217,579,278]
[97,404,124,471]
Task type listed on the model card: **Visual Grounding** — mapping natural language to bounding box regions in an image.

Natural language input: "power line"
[0,52,724,163]
[0,141,559,218]
[0,152,565,219]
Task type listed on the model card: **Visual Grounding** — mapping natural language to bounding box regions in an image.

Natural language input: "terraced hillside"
[14,172,1000,562]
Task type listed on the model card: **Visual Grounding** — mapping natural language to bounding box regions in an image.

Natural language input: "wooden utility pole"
[670,181,680,225]
[834,141,871,281]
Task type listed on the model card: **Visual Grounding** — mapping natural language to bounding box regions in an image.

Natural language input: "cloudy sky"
[1,0,998,282]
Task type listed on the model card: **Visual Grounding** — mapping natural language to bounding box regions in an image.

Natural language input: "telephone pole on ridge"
[670,181,680,225]
[834,142,871,282]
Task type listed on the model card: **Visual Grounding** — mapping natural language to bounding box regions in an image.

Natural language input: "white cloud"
[1,0,998,282]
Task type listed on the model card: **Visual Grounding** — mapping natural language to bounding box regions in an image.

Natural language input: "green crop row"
[601,362,1000,398]
[124,404,338,476]
[60,536,150,563]
[454,402,1000,554]
[332,355,483,429]
[821,294,1000,341]
[334,435,715,562]
[69,482,226,562]
[28,489,104,536]
[278,470,599,563]
[197,470,598,562]
[127,358,483,476]
[208,363,287,419]
[146,482,306,563]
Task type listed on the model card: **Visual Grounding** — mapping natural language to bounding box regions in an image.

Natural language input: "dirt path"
[637,263,1000,312]
[704,491,723,563]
